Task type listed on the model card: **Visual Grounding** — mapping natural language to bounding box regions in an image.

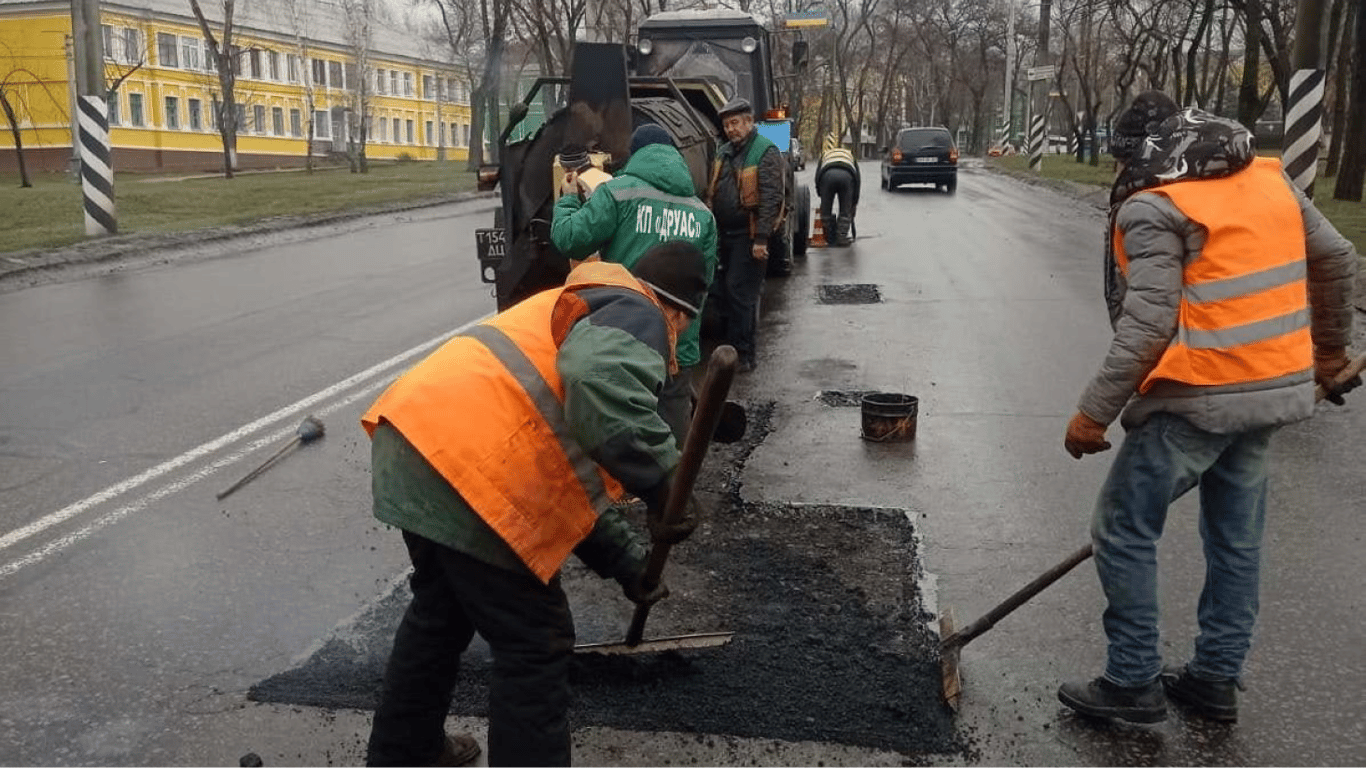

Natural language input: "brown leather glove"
[1064,411,1112,459]
[1314,346,1362,406]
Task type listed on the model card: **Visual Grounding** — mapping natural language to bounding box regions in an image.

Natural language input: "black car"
[881,126,958,193]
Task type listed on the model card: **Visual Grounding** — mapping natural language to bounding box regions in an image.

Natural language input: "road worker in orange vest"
[1057,91,1360,725]
[360,242,710,767]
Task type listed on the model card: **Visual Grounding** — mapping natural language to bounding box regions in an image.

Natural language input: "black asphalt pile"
[251,397,964,759]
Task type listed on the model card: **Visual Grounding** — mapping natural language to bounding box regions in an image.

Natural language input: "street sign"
[784,10,830,27]
[1026,65,1055,81]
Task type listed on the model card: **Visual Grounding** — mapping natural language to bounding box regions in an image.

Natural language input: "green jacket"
[551,143,718,367]
[371,284,682,579]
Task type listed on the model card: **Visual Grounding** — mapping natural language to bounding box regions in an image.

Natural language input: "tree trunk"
[1325,0,1351,178]
[0,89,32,187]
[1333,0,1365,201]
[1237,0,1263,131]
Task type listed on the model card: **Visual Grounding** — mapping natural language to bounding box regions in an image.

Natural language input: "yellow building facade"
[0,0,475,174]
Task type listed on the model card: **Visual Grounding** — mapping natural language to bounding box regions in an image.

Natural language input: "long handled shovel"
[575,345,739,655]
[939,352,1366,710]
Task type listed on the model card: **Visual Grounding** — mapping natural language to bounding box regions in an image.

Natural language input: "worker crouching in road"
[814,137,860,246]
[361,243,709,767]
[1058,91,1360,725]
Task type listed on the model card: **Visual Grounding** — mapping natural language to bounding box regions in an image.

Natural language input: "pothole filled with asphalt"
[816,389,881,407]
[250,398,964,759]
[816,284,882,304]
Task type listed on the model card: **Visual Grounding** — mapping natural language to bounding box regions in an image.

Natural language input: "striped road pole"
[77,94,116,235]
[998,116,1011,149]
[1283,69,1325,198]
[1028,112,1045,172]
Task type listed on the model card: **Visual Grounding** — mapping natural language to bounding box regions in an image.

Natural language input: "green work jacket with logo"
[551,143,719,367]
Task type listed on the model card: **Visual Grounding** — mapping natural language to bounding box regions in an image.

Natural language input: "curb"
[0,189,499,286]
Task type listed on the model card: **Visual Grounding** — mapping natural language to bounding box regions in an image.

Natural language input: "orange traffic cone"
[811,211,828,247]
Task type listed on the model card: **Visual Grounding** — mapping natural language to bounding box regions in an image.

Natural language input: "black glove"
[619,570,669,606]
[647,492,701,546]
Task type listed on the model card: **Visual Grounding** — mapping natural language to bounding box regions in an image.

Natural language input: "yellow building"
[0,0,475,173]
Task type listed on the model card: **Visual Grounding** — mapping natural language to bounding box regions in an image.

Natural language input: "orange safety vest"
[361,262,669,582]
[1115,157,1311,393]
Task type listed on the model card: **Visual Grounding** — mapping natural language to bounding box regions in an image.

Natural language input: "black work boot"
[821,216,837,244]
[835,215,852,245]
[1162,664,1240,722]
[1057,676,1167,724]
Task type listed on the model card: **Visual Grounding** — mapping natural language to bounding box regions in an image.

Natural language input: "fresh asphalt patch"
[250,400,965,759]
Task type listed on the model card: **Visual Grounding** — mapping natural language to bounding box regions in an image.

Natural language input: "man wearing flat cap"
[1056,89,1360,726]
[551,123,719,445]
[705,97,785,373]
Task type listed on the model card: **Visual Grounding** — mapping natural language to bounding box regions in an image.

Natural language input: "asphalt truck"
[474,8,811,311]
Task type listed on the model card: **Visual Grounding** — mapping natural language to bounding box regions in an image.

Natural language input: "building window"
[101,25,114,60]
[124,28,143,64]
[272,106,284,136]
[403,72,413,96]
[462,123,469,146]
[188,98,202,130]
[235,102,246,132]
[210,98,220,130]
[252,104,265,134]
[128,93,144,126]
[405,119,414,144]
[389,70,398,95]
[286,54,298,83]
[290,108,302,137]
[449,122,457,146]
[157,33,178,68]
[180,36,201,71]
[314,110,330,139]
[377,116,386,142]
[164,96,180,129]
[107,91,120,125]
[329,60,344,90]
[268,50,281,81]
[312,58,327,87]
[425,120,433,145]
[422,74,433,99]
[375,69,385,95]
[392,117,400,143]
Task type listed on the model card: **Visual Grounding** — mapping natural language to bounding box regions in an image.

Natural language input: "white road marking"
[0,317,487,574]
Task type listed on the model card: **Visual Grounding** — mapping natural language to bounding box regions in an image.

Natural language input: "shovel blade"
[574,631,734,655]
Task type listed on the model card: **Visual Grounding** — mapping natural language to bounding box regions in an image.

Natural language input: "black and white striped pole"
[1028,112,1045,171]
[70,0,116,235]
[1028,0,1052,173]
[1282,0,1328,198]
[77,95,116,235]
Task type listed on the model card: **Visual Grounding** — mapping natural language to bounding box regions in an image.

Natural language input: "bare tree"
[342,0,374,172]
[1334,0,1365,201]
[189,0,241,177]
[283,0,319,172]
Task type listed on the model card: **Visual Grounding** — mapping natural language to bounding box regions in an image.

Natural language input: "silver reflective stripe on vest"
[462,324,613,509]
[1185,260,1306,304]
[608,185,712,212]
[1179,307,1310,350]
[1143,368,1314,399]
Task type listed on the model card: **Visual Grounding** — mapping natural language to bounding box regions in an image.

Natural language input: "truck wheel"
[793,185,811,258]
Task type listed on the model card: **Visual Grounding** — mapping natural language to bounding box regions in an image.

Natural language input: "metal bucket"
[860,393,918,442]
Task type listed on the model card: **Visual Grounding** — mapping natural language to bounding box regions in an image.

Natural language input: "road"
[1,162,1363,766]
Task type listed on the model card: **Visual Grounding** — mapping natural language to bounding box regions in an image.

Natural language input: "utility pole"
[1283,0,1328,198]
[70,0,116,234]
[1000,1,1014,150]
[1027,0,1051,172]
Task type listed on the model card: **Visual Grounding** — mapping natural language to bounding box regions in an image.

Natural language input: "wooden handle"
[625,345,739,646]
[942,543,1094,651]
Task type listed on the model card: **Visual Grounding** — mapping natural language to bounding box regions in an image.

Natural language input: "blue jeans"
[1091,412,1276,686]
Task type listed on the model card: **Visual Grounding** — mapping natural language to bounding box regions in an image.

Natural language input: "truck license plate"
[476,228,505,284]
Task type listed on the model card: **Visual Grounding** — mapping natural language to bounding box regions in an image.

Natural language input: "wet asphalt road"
[1,161,1363,766]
